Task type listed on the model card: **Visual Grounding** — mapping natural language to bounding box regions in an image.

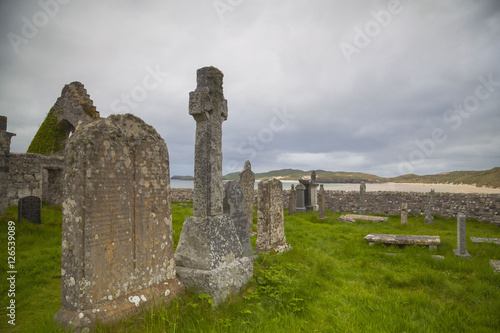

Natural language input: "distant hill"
[223,167,500,188]
[171,175,194,180]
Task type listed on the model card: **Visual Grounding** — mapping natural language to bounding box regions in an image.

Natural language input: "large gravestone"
[17,196,41,224]
[425,189,435,224]
[223,180,253,257]
[256,178,291,253]
[54,114,184,331]
[238,160,255,233]
[288,184,296,215]
[174,67,253,305]
[318,184,326,219]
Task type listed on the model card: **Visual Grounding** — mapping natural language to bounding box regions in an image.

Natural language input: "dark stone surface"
[17,196,41,224]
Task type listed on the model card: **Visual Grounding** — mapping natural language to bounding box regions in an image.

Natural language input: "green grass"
[1,204,499,332]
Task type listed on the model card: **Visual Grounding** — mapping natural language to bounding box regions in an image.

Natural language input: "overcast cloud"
[1,0,499,177]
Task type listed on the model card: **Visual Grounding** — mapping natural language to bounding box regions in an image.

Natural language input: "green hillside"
[223,167,500,188]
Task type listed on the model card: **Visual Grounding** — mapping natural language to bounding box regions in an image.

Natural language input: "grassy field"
[1,203,499,332]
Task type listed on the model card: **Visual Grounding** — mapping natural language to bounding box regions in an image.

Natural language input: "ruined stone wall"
[169,188,499,224]
[4,153,64,207]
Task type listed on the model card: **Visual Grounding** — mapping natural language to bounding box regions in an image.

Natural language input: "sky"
[1,0,499,178]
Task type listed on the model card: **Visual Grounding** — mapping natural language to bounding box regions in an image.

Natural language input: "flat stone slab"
[338,214,388,223]
[470,237,500,245]
[364,234,440,251]
[490,260,500,274]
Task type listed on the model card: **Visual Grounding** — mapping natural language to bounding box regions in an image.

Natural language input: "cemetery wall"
[170,188,500,224]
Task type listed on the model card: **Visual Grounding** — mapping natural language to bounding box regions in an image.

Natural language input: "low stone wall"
[4,153,64,207]
[170,188,500,224]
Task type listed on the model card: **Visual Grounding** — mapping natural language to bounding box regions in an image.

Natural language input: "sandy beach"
[279,181,500,194]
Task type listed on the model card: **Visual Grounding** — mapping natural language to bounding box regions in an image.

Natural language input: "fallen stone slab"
[338,214,389,223]
[364,233,440,251]
[490,260,500,274]
[470,237,500,245]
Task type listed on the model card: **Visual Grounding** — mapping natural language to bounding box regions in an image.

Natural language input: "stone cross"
[238,160,255,232]
[295,183,306,213]
[359,182,366,215]
[425,189,435,224]
[288,184,296,215]
[256,178,291,253]
[318,184,326,219]
[453,212,471,258]
[401,202,408,225]
[175,67,253,306]
[189,67,228,218]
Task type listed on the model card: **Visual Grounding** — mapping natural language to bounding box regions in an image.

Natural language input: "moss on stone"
[27,108,67,155]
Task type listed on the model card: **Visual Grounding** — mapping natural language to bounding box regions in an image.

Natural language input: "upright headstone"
[298,170,319,211]
[174,67,253,305]
[318,185,326,219]
[238,160,255,233]
[359,182,366,215]
[401,202,408,225]
[54,114,184,331]
[17,196,41,224]
[295,183,306,213]
[288,184,296,215]
[256,179,291,253]
[453,213,471,258]
[223,180,253,257]
[425,189,435,225]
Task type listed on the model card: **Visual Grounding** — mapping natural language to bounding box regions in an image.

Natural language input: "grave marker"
[318,184,326,219]
[256,178,291,253]
[453,212,471,258]
[401,202,408,225]
[238,160,255,232]
[289,184,296,215]
[17,196,41,224]
[425,189,435,224]
[54,114,183,330]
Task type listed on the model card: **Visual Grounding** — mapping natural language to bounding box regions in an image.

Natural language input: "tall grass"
[1,204,499,332]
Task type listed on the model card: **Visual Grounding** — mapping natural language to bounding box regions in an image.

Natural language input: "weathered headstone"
[54,114,183,330]
[223,180,253,257]
[238,160,255,233]
[401,202,408,225]
[425,189,435,224]
[453,212,471,258]
[17,196,41,224]
[318,184,326,219]
[256,178,291,253]
[298,170,319,211]
[359,181,366,215]
[295,183,306,213]
[288,184,296,215]
[174,67,253,305]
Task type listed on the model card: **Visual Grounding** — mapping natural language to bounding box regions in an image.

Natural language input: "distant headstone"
[288,184,296,215]
[425,189,435,224]
[175,67,253,306]
[453,212,471,258]
[17,196,41,224]
[359,182,366,215]
[295,183,306,213]
[298,170,319,211]
[490,260,500,274]
[256,178,291,253]
[238,160,255,233]
[401,202,408,225]
[318,184,326,219]
[223,180,253,257]
[54,114,184,331]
